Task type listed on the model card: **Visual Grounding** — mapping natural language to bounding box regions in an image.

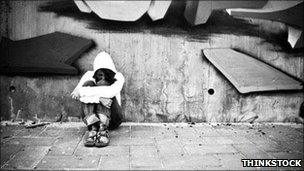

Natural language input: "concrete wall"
[0,1,303,123]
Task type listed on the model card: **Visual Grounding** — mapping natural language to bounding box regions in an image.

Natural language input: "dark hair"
[93,68,116,85]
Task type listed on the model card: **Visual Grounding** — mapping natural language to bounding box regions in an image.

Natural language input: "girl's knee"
[84,114,100,126]
[97,113,110,126]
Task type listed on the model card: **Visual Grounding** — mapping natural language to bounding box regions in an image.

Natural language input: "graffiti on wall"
[38,0,303,52]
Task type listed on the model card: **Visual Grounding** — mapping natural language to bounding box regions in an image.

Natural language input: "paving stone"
[98,154,130,170]
[275,166,304,171]
[184,144,238,155]
[268,152,304,160]
[156,138,181,146]
[75,145,129,156]
[245,133,276,145]
[201,136,235,145]
[262,125,303,139]
[194,126,221,137]
[215,153,253,170]
[3,137,57,146]
[150,125,181,133]
[130,126,156,138]
[178,139,205,146]
[233,144,274,159]
[163,165,206,170]
[38,129,66,137]
[48,144,78,156]
[110,137,154,146]
[277,141,304,153]
[60,130,85,139]
[57,169,99,171]
[130,145,159,157]
[14,126,46,137]
[38,127,82,138]
[295,127,303,133]
[227,125,259,135]
[130,131,155,139]
[2,146,50,169]
[131,125,153,132]
[0,144,23,166]
[213,127,239,136]
[48,136,82,156]
[156,139,185,157]
[131,165,164,170]
[130,146,161,167]
[170,127,202,140]
[111,125,130,138]
[44,125,85,132]
[153,132,177,139]
[151,127,177,139]
[278,128,303,141]
[227,136,252,144]
[265,131,299,143]
[162,154,220,169]
[36,155,99,169]
[255,142,287,153]
[255,164,304,171]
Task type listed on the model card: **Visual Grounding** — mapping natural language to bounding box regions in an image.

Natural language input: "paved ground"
[0,122,303,170]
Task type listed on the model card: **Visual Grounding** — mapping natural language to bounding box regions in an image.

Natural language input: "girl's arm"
[71,71,94,100]
[78,72,125,98]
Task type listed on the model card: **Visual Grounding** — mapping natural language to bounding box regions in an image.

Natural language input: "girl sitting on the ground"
[71,51,125,147]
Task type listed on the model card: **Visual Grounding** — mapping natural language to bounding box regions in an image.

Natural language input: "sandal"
[84,130,97,147]
[95,130,110,147]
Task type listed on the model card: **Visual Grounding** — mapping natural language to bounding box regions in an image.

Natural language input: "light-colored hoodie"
[72,51,124,105]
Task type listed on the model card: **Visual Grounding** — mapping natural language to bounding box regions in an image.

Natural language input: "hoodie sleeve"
[76,71,95,89]
[71,71,94,95]
[79,72,125,99]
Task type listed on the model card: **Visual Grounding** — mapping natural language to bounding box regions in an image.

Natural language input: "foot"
[84,130,97,147]
[95,130,110,147]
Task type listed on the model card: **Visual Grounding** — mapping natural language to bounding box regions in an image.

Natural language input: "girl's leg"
[95,103,111,130]
[81,103,99,147]
[82,103,100,127]
[95,104,111,147]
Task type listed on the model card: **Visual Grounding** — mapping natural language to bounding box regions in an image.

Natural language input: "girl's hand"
[99,98,112,108]
[71,90,80,100]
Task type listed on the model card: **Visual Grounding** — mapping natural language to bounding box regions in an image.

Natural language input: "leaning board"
[203,48,303,93]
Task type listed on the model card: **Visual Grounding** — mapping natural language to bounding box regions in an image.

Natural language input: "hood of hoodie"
[93,51,117,74]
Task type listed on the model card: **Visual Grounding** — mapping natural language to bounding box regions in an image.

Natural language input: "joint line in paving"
[31,146,52,169]
[173,129,190,156]
[36,125,48,137]
[71,131,85,156]
[231,144,251,159]
[1,150,19,169]
[231,142,276,159]
[246,135,284,157]
[129,125,131,138]
[96,155,102,169]
[152,137,164,169]
[128,146,131,170]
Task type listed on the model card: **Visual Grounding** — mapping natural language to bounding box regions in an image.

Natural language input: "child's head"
[93,68,116,85]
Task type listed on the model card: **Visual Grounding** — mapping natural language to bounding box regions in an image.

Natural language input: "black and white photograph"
[0,0,303,170]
